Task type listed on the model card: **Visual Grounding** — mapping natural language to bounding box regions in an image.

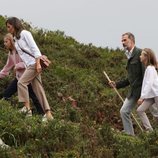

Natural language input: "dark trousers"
[3,78,44,115]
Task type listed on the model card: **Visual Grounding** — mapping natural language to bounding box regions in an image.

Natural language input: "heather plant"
[0,16,158,157]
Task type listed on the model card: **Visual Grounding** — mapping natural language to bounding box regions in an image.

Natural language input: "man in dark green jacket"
[109,32,145,135]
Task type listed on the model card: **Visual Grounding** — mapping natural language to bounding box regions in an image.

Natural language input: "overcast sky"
[1,0,158,57]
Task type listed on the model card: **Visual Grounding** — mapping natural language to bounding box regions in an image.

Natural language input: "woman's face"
[140,52,147,64]
[4,37,12,49]
[6,23,15,34]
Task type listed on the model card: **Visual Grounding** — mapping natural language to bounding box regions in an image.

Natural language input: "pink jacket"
[0,50,25,80]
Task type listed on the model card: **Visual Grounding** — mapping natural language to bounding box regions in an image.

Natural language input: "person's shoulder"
[7,51,14,60]
[20,30,31,36]
[134,47,142,53]
[146,65,155,71]
[133,47,142,56]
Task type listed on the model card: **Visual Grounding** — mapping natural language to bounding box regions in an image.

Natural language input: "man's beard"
[123,45,128,51]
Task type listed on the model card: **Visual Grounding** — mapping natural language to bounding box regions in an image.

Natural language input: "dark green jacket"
[116,47,145,99]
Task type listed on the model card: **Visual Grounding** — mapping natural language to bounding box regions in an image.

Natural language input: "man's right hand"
[108,81,116,88]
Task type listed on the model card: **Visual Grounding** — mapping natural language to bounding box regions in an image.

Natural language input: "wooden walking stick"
[103,71,143,132]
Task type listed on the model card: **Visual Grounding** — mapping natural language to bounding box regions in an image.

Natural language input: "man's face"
[121,35,133,51]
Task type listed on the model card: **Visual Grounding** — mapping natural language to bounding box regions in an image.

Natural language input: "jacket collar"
[129,46,138,60]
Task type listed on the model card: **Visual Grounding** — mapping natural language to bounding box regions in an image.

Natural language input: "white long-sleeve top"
[141,65,158,99]
[14,30,41,67]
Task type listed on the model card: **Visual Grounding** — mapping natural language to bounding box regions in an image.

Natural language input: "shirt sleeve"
[140,66,155,99]
[15,62,26,70]
[0,54,14,78]
[22,30,41,58]
[116,78,130,89]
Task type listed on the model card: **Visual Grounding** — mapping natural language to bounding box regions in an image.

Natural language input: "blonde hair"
[4,33,15,53]
[142,48,157,67]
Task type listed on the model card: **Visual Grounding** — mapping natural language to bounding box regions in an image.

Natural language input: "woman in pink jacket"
[1,33,44,115]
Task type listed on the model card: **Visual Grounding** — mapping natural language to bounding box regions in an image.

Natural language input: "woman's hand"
[137,98,144,105]
[36,57,42,73]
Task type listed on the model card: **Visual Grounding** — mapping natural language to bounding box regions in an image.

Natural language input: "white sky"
[1,0,158,57]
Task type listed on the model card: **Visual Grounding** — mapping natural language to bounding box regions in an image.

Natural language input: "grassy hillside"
[0,15,158,158]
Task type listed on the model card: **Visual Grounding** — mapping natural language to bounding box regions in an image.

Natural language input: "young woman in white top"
[137,48,158,132]
[6,17,53,121]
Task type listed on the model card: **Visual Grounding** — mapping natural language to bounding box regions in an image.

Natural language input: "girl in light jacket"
[137,48,158,132]
[2,33,44,115]
[6,17,53,121]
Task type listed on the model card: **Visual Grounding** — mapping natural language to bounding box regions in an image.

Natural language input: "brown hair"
[6,17,24,39]
[122,32,135,43]
[142,48,157,67]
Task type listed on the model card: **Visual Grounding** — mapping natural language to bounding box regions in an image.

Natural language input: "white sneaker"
[42,114,54,122]
[26,110,32,117]
[19,107,32,117]
[19,106,27,113]
[145,128,153,133]
[0,138,10,149]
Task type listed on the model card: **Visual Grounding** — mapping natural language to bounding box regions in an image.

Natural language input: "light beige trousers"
[18,64,50,112]
[137,97,158,131]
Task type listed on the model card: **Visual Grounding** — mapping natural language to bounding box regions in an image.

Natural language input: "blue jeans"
[120,97,137,135]
[3,78,44,115]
